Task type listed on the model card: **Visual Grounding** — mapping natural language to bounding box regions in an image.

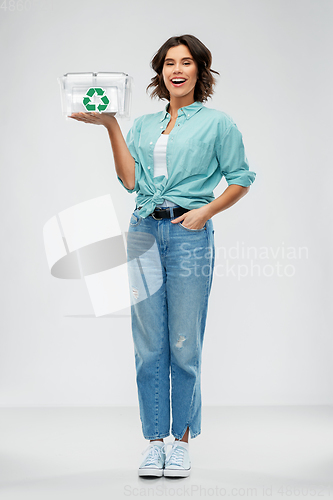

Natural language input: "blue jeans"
[126,205,215,440]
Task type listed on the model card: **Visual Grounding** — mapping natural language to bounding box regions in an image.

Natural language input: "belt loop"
[170,206,174,219]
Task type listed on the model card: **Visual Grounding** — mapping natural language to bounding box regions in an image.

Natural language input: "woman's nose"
[173,63,182,72]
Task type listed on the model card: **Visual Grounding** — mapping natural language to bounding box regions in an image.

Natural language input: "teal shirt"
[118,101,256,218]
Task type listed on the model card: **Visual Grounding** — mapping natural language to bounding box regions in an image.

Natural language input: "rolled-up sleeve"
[217,123,256,187]
[117,118,140,193]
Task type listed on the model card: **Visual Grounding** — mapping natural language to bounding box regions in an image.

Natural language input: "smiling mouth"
[170,78,187,87]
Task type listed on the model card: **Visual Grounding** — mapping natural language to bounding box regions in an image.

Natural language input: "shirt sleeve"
[117,117,140,193]
[217,123,256,187]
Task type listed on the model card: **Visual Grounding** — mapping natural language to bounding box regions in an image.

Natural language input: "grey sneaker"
[138,441,166,477]
[164,441,191,477]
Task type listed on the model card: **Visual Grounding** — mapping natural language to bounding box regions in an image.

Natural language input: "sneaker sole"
[138,468,163,477]
[164,468,191,478]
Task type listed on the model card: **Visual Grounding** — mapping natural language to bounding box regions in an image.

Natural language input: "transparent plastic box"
[58,72,132,119]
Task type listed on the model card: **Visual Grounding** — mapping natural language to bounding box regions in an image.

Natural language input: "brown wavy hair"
[146,34,220,103]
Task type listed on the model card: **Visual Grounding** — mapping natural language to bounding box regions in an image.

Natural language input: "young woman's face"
[162,44,198,102]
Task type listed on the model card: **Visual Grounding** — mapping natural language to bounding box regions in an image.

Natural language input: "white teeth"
[172,79,186,83]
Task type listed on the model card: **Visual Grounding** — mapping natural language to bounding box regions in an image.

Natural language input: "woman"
[70,34,256,478]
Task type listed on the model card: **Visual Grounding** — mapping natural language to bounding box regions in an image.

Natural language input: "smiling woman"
[68,33,256,479]
[147,34,219,103]
[162,45,198,112]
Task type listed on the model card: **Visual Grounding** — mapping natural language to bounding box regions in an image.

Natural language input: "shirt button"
[150,142,153,144]
[148,166,151,169]
[187,114,190,117]
[160,126,163,129]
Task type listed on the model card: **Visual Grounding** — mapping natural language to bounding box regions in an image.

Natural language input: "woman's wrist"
[200,203,215,220]
[105,115,117,131]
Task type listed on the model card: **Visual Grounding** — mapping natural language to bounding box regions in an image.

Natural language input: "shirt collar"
[159,101,203,122]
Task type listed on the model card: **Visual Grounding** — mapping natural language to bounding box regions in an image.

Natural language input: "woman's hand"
[69,112,116,128]
[171,206,210,230]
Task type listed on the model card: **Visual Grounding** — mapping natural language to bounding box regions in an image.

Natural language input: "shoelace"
[164,442,185,466]
[141,444,165,466]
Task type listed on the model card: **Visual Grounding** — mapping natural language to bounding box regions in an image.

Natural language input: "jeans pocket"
[178,221,207,232]
[129,209,142,226]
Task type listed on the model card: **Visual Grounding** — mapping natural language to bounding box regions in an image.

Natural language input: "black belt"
[138,206,189,220]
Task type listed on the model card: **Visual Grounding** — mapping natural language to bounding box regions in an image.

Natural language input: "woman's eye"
[165,62,191,66]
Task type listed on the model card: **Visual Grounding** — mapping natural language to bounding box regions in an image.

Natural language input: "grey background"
[0,0,332,407]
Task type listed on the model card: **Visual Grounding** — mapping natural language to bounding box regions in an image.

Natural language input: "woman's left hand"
[171,207,210,230]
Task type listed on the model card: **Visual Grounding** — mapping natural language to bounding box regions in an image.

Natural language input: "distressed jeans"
[126,205,215,440]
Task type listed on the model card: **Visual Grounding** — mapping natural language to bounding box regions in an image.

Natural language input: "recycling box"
[58,72,132,119]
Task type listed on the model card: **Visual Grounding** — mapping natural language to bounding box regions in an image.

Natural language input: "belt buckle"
[151,211,163,220]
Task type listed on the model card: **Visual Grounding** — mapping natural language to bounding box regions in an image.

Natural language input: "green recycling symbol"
[82,87,110,112]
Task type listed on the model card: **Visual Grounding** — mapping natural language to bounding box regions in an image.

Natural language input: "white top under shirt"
[153,133,178,208]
